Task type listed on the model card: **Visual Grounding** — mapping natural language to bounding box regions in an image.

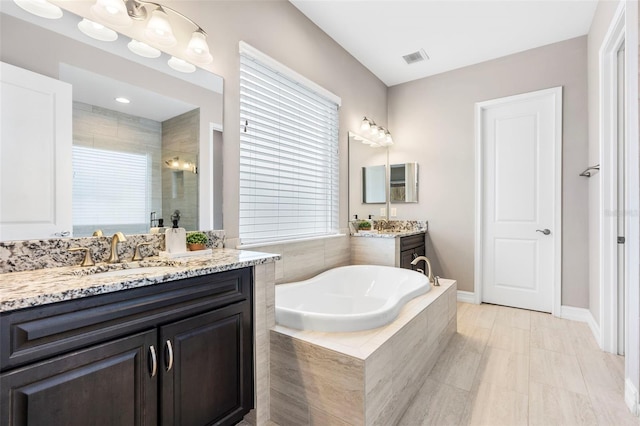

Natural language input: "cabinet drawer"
[400,233,425,251]
[1,268,252,371]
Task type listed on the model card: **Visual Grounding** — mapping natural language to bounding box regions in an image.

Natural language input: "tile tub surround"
[270,279,457,425]
[0,248,278,312]
[0,230,225,274]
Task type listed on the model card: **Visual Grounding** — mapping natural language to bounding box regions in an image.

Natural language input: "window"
[239,43,340,245]
[72,146,149,236]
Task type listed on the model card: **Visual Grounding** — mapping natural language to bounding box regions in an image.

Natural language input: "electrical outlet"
[391,208,397,217]
[379,207,386,217]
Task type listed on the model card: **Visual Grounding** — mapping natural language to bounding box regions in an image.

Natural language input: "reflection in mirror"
[390,163,419,203]
[65,65,200,236]
[362,165,386,204]
[348,131,388,220]
[0,4,223,241]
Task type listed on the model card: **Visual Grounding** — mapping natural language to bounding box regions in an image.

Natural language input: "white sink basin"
[93,266,173,278]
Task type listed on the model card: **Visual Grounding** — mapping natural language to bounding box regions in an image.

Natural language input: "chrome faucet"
[108,232,127,263]
[410,256,439,286]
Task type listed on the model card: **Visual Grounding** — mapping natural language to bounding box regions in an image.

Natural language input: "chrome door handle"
[149,345,157,378]
[165,340,174,372]
[536,229,551,235]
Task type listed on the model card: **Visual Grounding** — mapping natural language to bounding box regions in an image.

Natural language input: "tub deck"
[270,278,457,425]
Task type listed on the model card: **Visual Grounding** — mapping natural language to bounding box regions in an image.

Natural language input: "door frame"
[474,87,563,316]
[599,1,626,355]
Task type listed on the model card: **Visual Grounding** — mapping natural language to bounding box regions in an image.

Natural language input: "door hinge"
[618,236,625,244]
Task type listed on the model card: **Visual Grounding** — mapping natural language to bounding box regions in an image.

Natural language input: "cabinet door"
[0,62,72,240]
[160,302,253,426]
[0,330,157,426]
[400,249,415,270]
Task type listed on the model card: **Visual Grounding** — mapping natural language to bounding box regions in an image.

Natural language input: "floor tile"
[475,346,529,395]
[530,347,588,395]
[488,323,530,354]
[528,381,598,426]
[464,380,528,426]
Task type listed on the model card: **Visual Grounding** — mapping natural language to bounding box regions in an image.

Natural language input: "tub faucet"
[108,232,127,263]
[411,256,439,286]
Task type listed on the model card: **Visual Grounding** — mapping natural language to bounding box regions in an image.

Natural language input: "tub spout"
[411,256,439,286]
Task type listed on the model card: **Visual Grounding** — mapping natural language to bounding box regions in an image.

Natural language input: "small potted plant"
[358,221,372,232]
[186,232,208,251]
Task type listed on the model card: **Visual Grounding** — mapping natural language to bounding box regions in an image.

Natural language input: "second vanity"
[0,249,278,426]
[350,224,427,272]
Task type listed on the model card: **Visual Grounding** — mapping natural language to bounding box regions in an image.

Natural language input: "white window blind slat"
[239,51,339,245]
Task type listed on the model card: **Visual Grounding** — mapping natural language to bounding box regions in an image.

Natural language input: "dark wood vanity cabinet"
[399,234,426,271]
[0,268,254,426]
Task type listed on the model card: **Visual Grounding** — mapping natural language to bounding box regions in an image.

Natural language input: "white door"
[0,62,73,241]
[477,87,562,313]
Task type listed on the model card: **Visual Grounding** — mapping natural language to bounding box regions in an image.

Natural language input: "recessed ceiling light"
[115,97,130,104]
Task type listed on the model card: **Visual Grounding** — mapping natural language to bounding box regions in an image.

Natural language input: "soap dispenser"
[164,210,186,254]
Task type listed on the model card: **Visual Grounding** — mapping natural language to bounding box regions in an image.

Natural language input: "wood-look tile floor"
[398,302,640,426]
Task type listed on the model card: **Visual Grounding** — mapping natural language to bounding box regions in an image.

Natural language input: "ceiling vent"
[402,49,429,65]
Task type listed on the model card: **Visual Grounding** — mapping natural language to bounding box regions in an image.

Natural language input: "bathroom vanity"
[351,230,427,272]
[0,250,278,426]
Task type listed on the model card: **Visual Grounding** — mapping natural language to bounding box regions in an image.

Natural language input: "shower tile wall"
[72,101,162,235]
[161,109,199,231]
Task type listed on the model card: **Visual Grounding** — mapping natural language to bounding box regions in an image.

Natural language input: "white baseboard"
[625,379,640,416]
[457,291,476,304]
[560,305,601,348]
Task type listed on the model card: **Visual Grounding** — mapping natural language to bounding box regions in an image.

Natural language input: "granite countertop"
[350,229,426,238]
[0,249,280,313]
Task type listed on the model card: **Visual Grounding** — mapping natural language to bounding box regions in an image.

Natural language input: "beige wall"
[167,0,388,245]
[586,0,621,325]
[387,37,589,307]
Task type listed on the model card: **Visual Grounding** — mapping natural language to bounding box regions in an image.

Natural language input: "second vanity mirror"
[349,131,419,220]
[0,3,223,241]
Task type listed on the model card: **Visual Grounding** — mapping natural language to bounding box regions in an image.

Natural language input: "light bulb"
[385,131,393,145]
[378,127,386,139]
[145,8,176,47]
[172,159,179,168]
[360,117,371,132]
[13,0,62,19]
[91,0,131,27]
[370,125,378,136]
[186,30,213,64]
[77,18,118,42]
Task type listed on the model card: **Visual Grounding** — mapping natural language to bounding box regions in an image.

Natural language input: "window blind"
[72,146,149,234]
[239,51,339,245]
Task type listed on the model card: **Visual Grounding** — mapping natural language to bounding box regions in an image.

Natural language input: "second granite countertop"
[0,249,280,313]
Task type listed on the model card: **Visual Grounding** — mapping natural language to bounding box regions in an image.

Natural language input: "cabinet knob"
[165,340,174,372]
[149,345,158,378]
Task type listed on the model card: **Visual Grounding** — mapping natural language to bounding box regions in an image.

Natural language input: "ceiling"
[290,0,599,87]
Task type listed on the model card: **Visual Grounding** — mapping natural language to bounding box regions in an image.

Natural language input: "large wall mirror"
[0,3,223,241]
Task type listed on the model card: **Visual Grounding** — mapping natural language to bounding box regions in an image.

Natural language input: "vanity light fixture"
[357,116,394,147]
[165,157,197,173]
[77,18,118,42]
[16,0,214,69]
[13,0,63,19]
